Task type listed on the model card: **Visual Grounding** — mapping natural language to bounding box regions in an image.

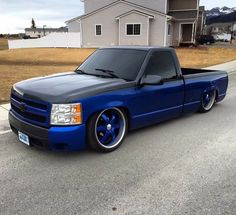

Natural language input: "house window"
[95,25,102,36]
[168,24,172,36]
[126,24,141,35]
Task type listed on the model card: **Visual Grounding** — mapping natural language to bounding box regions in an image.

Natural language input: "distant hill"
[205,7,236,25]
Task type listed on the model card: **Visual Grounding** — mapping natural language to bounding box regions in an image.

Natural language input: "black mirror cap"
[140,75,163,85]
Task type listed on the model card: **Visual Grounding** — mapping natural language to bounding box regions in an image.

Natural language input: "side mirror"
[140,75,163,85]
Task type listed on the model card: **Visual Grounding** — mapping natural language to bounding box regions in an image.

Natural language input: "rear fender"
[202,85,218,100]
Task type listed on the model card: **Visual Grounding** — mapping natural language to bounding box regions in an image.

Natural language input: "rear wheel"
[199,89,216,113]
[87,108,128,153]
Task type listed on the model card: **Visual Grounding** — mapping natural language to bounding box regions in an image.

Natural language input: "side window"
[145,51,177,80]
[95,25,102,36]
[126,24,141,35]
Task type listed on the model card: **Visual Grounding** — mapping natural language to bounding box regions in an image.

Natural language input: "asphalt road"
[1,73,236,215]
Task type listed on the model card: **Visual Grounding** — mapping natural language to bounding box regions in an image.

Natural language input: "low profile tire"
[87,108,128,153]
[199,89,216,113]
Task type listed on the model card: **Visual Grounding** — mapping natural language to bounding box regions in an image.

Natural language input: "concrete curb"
[0,105,11,134]
[0,60,236,134]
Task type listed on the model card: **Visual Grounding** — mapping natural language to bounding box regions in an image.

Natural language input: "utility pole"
[43,25,46,36]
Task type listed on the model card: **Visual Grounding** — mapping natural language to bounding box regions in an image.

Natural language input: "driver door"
[131,51,185,128]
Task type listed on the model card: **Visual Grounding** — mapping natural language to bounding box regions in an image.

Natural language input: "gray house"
[66,0,204,47]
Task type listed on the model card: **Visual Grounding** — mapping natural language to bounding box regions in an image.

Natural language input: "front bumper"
[9,111,86,151]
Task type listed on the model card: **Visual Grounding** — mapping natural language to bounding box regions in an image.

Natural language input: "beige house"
[66,0,204,47]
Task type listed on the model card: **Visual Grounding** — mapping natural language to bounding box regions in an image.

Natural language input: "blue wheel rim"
[95,108,126,148]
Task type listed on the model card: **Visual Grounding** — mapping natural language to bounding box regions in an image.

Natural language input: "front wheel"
[199,89,216,113]
[87,108,128,153]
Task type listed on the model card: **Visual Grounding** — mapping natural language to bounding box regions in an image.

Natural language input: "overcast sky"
[0,0,235,34]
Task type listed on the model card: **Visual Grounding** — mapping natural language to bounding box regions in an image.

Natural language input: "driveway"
[0,73,236,215]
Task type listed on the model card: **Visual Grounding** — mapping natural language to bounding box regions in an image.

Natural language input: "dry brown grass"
[0,48,96,103]
[0,38,8,50]
[0,65,77,103]
[176,46,236,68]
[0,48,95,65]
[1,47,236,104]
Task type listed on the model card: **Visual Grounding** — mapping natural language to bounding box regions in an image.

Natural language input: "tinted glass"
[79,49,147,81]
[145,51,177,80]
[96,25,102,35]
[127,24,133,35]
[127,24,141,35]
[134,24,141,35]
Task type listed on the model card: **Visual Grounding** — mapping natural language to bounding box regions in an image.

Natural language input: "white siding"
[84,0,114,13]
[119,14,149,46]
[149,16,167,46]
[84,0,167,14]
[81,2,166,47]
[68,20,81,32]
[128,0,166,13]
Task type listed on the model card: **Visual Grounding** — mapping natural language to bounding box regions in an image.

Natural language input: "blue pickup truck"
[9,47,228,152]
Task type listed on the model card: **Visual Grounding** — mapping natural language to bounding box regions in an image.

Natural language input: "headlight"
[50,103,82,125]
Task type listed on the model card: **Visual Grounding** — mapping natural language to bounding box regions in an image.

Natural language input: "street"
[0,73,236,215]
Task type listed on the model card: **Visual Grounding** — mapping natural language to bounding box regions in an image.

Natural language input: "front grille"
[11,105,46,123]
[10,91,50,128]
[11,93,47,110]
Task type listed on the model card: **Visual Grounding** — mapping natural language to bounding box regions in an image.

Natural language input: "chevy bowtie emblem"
[19,103,27,112]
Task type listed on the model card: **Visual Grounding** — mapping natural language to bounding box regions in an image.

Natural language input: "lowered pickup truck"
[9,47,228,152]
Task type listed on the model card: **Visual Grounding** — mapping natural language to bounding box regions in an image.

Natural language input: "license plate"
[18,131,30,146]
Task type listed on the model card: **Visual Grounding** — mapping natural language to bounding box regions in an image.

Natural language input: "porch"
[179,22,196,45]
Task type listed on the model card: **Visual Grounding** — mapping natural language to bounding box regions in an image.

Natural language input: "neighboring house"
[205,23,236,41]
[25,27,68,38]
[66,0,204,47]
[206,22,236,35]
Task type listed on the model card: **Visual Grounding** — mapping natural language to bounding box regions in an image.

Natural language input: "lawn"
[0,38,8,50]
[1,46,236,104]
[176,46,236,68]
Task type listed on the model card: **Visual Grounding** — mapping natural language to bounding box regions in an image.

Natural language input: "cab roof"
[100,46,174,52]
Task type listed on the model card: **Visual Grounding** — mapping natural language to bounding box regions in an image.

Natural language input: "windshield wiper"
[75,69,102,77]
[95,68,122,79]
[75,69,89,75]
[76,68,130,81]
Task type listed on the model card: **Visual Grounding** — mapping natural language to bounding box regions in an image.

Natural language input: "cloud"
[0,0,84,34]
[1,0,235,33]
[200,0,236,10]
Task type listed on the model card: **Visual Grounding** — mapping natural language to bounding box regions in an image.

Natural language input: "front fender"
[75,89,134,125]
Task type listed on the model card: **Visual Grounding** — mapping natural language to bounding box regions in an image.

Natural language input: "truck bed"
[181,68,225,76]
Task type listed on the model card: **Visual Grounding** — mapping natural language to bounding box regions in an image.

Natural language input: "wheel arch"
[85,103,131,130]
[202,85,218,99]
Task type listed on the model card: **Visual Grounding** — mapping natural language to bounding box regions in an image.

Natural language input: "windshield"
[77,49,147,81]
